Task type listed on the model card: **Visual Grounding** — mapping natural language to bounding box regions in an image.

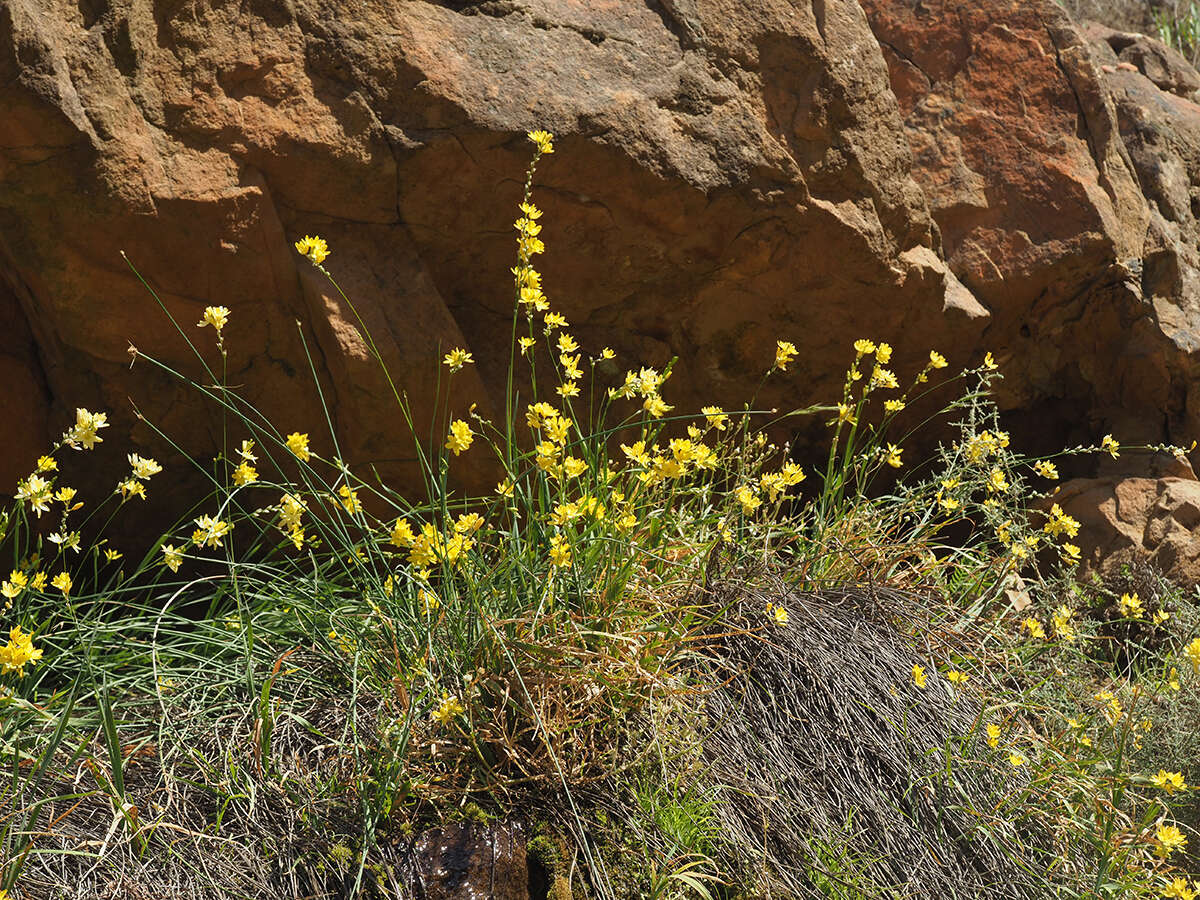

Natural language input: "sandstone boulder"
[1049,473,1200,586]
[3,0,1200,532]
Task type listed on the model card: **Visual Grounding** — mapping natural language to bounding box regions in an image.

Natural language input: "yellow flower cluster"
[287,432,312,462]
[63,407,109,451]
[192,514,233,549]
[1187,636,1200,672]
[445,419,474,456]
[294,235,330,266]
[198,306,230,332]
[391,517,479,570]
[117,451,163,501]
[963,429,1009,464]
[1042,504,1080,538]
[431,692,465,726]
[0,624,42,676]
[773,340,798,373]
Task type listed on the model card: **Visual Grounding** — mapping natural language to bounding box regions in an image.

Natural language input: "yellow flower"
[556,333,578,353]
[766,603,789,625]
[556,381,580,398]
[1153,609,1171,625]
[853,339,876,357]
[1060,543,1081,567]
[987,467,1009,493]
[701,406,728,431]
[1152,770,1188,794]
[928,350,948,369]
[497,478,514,498]
[0,624,44,677]
[64,408,109,450]
[600,347,615,359]
[432,692,466,725]
[389,518,416,548]
[527,129,555,154]
[947,670,969,685]
[192,515,233,549]
[735,485,761,513]
[51,572,71,597]
[445,419,474,456]
[875,342,893,364]
[104,548,122,562]
[983,352,998,370]
[286,432,311,462]
[870,366,899,389]
[562,456,588,478]
[1100,434,1120,459]
[455,513,484,534]
[1042,503,1080,538]
[1033,460,1059,480]
[1119,592,1144,619]
[117,478,146,501]
[337,485,362,515]
[1161,877,1196,900]
[1168,667,1181,691]
[1094,690,1123,725]
[986,724,1001,748]
[518,336,536,355]
[1052,605,1076,641]
[1008,751,1027,767]
[1155,822,1188,858]
[884,444,903,468]
[773,340,798,372]
[198,306,230,332]
[294,235,330,265]
[559,352,584,380]
[548,534,572,567]
[36,455,57,472]
[443,348,474,372]
[834,403,856,426]
[1186,636,1200,672]
[543,312,568,332]
[884,399,905,413]
[231,462,258,486]
[1021,617,1046,639]
[1,572,25,600]
[912,664,927,688]
[643,395,672,418]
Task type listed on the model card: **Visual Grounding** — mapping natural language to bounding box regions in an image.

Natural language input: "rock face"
[3,0,1200,522]
[1051,474,1200,586]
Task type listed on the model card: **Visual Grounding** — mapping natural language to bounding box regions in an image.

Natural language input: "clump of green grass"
[2,130,1200,900]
